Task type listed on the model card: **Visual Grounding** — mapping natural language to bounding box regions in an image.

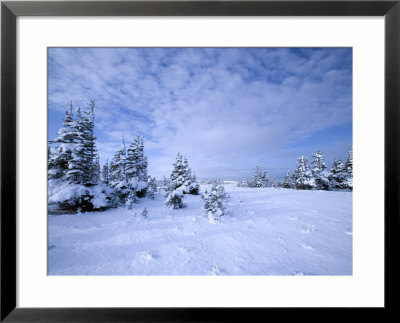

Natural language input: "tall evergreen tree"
[164,152,186,209]
[170,152,186,190]
[126,134,148,197]
[109,137,129,202]
[48,102,78,181]
[48,100,113,212]
[63,106,86,184]
[92,155,101,184]
[76,100,97,185]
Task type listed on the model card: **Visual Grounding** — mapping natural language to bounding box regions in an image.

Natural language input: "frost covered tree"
[161,176,171,196]
[101,159,110,185]
[164,189,184,209]
[343,150,353,190]
[188,172,200,195]
[293,156,315,190]
[164,152,186,209]
[48,101,113,212]
[109,137,130,203]
[311,150,330,190]
[170,152,186,191]
[329,158,347,189]
[202,182,228,223]
[270,176,280,188]
[48,102,76,181]
[92,155,101,184]
[126,134,148,197]
[262,170,269,187]
[79,99,97,185]
[182,157,200,195]
[250,166,263,188]
[282,169,294,189]
[146,176,158,199]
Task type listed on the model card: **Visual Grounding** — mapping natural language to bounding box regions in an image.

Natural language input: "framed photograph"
[1,0,399,321]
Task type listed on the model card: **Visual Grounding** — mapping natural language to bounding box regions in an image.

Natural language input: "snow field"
[48,183,352,275]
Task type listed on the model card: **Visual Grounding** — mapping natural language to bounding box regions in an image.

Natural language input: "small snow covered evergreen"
[311,151,330,190]
[182,157,200,195]
[146,176,158,199]
[108,134,150,206]
[343,150,353,190]
[250,166,263,188]
[164,153,200,209]
[109,137,130,204]
[329,158,347,189]
[101,159,110,185]
[164,153,186,209]
[293,156,316,190]
[202,182,228,222]
[282,169,294,189]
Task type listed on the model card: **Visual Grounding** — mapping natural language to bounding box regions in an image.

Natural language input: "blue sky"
[48,48,352,180]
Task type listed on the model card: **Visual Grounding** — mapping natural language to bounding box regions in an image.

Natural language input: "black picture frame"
[1,0,399,321]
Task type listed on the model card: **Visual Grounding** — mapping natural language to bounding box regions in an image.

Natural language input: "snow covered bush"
[48,179,114,212]
[164,188,184,209]
[202,183,228,222]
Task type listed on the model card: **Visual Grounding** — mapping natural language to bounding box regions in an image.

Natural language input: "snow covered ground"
[48,183,352,275]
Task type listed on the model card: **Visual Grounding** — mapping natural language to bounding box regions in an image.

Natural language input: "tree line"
[239,150,353,191]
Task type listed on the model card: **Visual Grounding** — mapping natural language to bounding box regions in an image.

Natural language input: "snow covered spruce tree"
[282,169,294,189]
[146,176,158,199]
[126,134,149,198]
[343,150,353,190]
[109,134,149,207]
[182,157,200,195]
[250,166,263,187]
[164,152,186,209]
[101,159,110,185]
[161,176,171,196]
[48,101,112,212]
[293,156,316,190]
[328,158,347,189]
[202,182,228,223]
[109,137,130,205]
[48,102,76,181]
[311,150,330,190]
[262,170,269,187]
